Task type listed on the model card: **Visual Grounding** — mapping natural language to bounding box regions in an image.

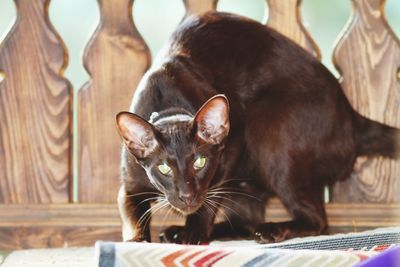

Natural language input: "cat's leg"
[160,188,267,243]
[251,142,329,243]
[160,203,220,244]
[244,95,330,243]
[254,181,328,243]
[161,221,253,242]
[159,199,256,243]
[210,221,253,240]
[210,182,268,240]
[159,178,269,243]
[118,185,153,242]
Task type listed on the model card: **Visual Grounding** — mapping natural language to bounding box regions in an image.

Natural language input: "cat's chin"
[170,204,202,215]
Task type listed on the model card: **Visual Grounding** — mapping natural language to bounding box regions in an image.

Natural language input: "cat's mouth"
[168,199,204,215]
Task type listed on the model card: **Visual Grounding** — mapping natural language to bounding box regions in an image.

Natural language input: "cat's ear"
[116,112,159,159]
[194,95,230,145]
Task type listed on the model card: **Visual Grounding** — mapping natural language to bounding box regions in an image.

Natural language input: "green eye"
[158,162,172,175]
[194,156,207,170]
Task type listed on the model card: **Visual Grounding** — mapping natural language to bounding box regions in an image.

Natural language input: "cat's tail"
[355,114,400,159]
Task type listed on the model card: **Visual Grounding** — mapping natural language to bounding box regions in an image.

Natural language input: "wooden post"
[77,0,151,202]
[266,0,320,58]
[183,0,218,16]
[332,0,400,202]
[0,0,72,203]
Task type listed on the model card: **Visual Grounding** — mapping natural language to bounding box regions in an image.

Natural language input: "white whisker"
[143,200,169,229]
[207,197,241,218]
[126,191,163,198]
[204,199,233,229]
[203,201,218,218]
[159,205,173,232]
[136,198,167,228]
[207,194,241,206]
[209,179,248,190]
[207,189,261,201]
[136,196,162,207]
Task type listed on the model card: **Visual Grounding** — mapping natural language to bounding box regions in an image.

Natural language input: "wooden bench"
[0,0,399,249]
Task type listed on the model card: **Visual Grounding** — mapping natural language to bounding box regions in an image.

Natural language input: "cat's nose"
[179,193,195,205]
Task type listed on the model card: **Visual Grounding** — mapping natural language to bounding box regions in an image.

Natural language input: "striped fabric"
[216,227,400,251]
[95,228,400,267]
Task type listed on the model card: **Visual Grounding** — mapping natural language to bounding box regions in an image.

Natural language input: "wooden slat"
[332,0,400,203]
[266,0,320,58]
[183,0,218,16]
[0,204,122,249]
[0,227,121,250]
[0,0,72,203]
[0,204,120,227]
[77,0,151,202]
[2,203,396,229]
[0,203,398,249]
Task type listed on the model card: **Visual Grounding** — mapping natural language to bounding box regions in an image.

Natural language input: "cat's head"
[116,95,230,214]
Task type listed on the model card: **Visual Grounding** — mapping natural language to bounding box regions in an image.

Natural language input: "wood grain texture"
[183,0,218,16]
[0,203,398,249]
[266,0,320,58]
[0,227,121,250]
[0,204,120,227]
[0,204,121,249]
[78,0,151,202]
[332,0,400,203]
[0,0,72,203]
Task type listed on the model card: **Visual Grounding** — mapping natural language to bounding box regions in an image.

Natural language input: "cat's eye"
[194,156,207,170]
[158,162,172,175]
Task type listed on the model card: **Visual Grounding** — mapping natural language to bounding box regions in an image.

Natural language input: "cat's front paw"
[159,225,209,245]
[254,223,288,244]
[159,225,184,243]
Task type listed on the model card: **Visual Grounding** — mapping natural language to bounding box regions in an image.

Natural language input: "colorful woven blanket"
[95,227,400,267]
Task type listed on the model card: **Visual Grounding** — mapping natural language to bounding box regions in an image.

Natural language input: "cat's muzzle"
[168,196,204,215]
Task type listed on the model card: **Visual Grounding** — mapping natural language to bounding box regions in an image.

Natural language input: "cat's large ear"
[116,112,159,159]
[194,95,230,145]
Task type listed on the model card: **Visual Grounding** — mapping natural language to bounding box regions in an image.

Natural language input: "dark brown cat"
[116,12,400,244]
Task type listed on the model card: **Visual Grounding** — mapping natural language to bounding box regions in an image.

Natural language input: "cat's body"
[116,12,400,244]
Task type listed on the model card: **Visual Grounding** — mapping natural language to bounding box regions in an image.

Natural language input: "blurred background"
[0,0,399,200]
[1,0,399,87]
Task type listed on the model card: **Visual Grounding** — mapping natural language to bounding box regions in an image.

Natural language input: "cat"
[115,12,400,244]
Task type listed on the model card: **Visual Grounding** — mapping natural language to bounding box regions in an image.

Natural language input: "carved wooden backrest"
[332,0,400,203]
[0,0,398,249]
[0,0,72,204]
[77,0,150,203]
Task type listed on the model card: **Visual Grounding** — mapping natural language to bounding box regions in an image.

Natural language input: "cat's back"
[169,12,317,77]
[166,12,333,102]
[170,12,274,61]
[132,12,348,121]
